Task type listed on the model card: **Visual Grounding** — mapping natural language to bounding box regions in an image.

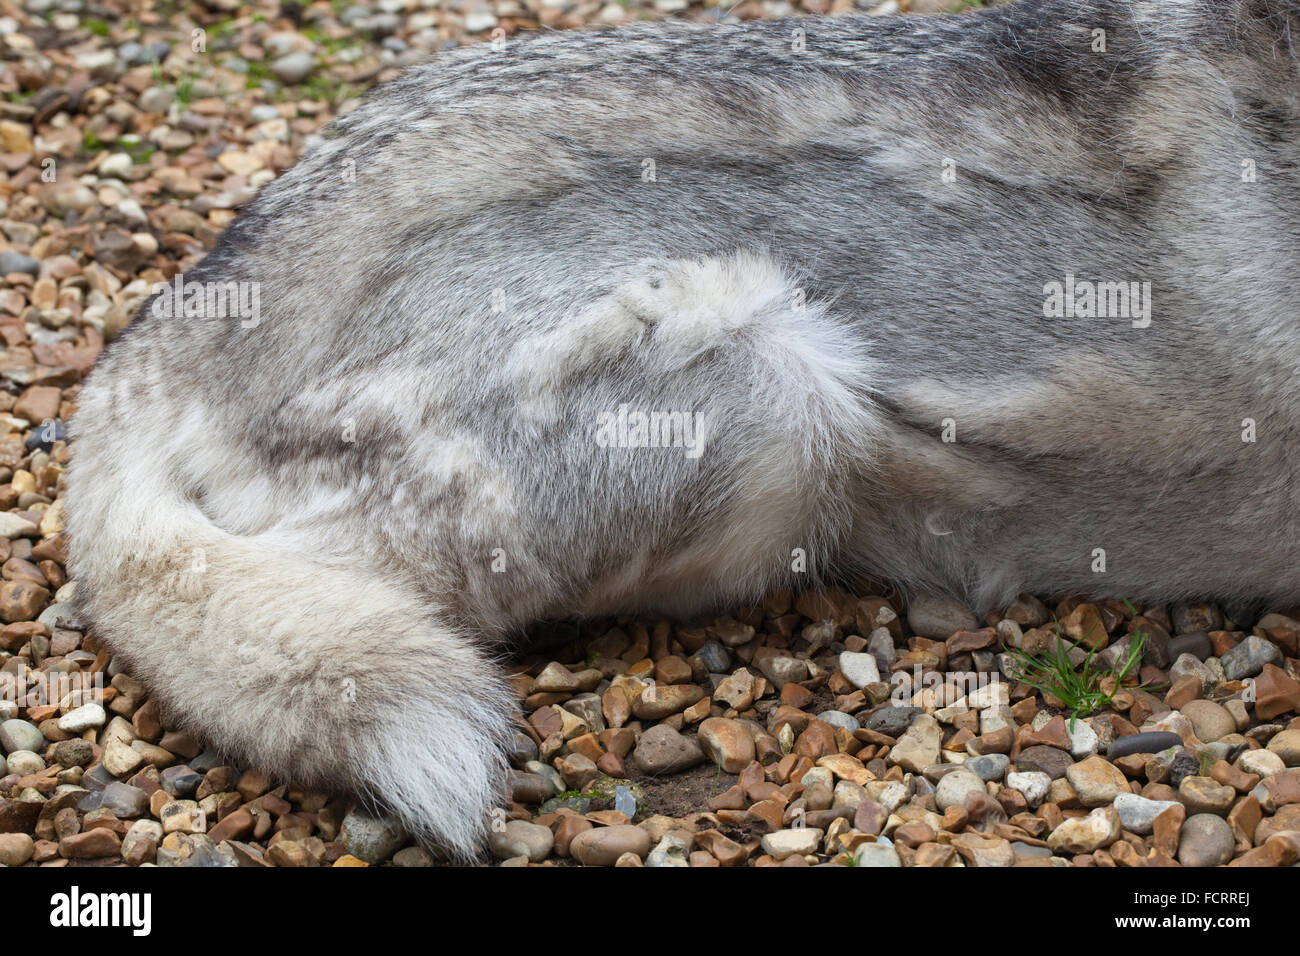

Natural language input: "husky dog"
[66,0,1300,857]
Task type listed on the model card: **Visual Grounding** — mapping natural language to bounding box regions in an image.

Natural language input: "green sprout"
[1007,613,1150,729]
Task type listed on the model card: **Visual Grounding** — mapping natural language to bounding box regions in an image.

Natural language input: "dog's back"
[66,0,1300,854]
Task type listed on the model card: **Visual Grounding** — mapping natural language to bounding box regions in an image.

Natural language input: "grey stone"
[1221,635,1282,680]
[756,655,808,690]
[0,719,44,755]
[339,810,408,864]
[99,782,149,818]
[1167,631,1213,662]
[965,753,1010,782]
[860,705,921,737]
[38,603,84,631]
[632,724,704,775]
[1177,813,1235,867]
[691,640,730,674]
[508,729,538,767]
[1167,750,1201,787]
[270,51,315,84]
[866,627,897,671]
[0,251,39,276]
[1109,731,1183,760]
[816,710,859,732]
[907,593,978,639]
[1113,793,1180,835]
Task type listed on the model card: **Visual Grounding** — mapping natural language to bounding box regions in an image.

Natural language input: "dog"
[64,0,1300,858]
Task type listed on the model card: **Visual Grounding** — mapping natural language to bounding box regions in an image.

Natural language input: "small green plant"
[1007,617,1149,729]
[118,136,155,165]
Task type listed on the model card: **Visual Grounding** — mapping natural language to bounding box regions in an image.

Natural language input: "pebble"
[1006,771,1051,807]
[5,750,43,776]
[692,640,730,674]
[0,719,44,755]
[839,651,880,689]
[935,767,985,811]
[761,827,823,861]
[1221,635,1281,680]
[632,724,705,775]
[58,702,107,733]
[0,512,37,538]
[338,810,407,864]
[488,820,553,862]
[1066,755,1131,807]
[1267,729,1300,766]
[861,705,921,737]
[1177,813,1235,866]
[1109,731,1183,759]
[1047,807,1121,854]
[271,51,316,84]
[631,683,704,720]
[1169,653,1213,687]
[965,753,1010,782]
[816,710,859,733]
[1180,700,1235,743]
[866,628,896,671]
[1239,749,1286,777]
[888,713,941,773]
[0,831,34,866]
[159,800,206,835]
[755,655,807,690]
[951,831,1015,867]
[60,828,121,859]
[616,780,642,816]
[697,717,755,773]
[1253,663,1300,720]
[1178,775,1236,814]
[1113,793,1180,835]
[906,594,978,639]
[569,825,650,866]
[852,841,902,866]
[1161,633,1210,666]
[1015,745,1075,780]
[1068,720,1100,758]
[646,832,690,867]
[392,846,434,867]
[0,251,38,276]
[99,782,149,818]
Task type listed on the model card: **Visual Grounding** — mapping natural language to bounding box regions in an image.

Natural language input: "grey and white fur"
[65,0,1300,857]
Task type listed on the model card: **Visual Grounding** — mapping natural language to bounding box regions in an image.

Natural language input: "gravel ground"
[1,0,1299,868]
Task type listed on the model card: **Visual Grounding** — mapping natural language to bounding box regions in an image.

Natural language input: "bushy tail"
[65,410,514,860]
